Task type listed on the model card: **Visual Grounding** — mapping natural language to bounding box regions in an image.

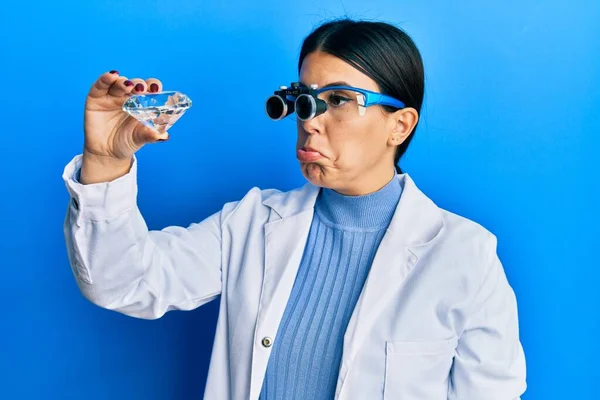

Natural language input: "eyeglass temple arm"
[315,85,405,109]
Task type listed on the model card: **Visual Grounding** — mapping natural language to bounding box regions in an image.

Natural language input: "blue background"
[1,1,598,398]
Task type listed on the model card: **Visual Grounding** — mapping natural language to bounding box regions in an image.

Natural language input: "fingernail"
[134,83,144,91]
[149,83,159,92]
[109,70,119,75]
[124,80,134,87]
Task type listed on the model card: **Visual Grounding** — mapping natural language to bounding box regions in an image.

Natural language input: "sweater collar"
[315,174,403,229]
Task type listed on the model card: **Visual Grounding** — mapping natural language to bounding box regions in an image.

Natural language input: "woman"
[63,18,526,400]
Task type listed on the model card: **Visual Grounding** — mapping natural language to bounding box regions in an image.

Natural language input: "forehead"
[299,51,379,92]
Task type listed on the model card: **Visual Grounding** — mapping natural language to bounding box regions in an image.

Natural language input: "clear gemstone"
[122,91,192,133]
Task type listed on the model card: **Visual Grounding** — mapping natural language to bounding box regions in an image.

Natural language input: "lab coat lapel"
[335,174,445,399]
[249,183,321,399]
[260,209,314,335]
[260,182,321,324]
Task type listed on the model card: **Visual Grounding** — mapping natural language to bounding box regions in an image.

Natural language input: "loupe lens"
[296,94,327,121]
[266,95,293,120]
[295,94,316,121]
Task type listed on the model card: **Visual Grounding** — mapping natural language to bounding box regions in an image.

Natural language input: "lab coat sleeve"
[62,153,231,320]
[448,234,527,400]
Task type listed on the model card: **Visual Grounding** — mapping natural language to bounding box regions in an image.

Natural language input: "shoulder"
[429,203,502,294]
[218,182,315,224]
[440,207,497,248]
[404,177,501,285]
[399,173,497,256]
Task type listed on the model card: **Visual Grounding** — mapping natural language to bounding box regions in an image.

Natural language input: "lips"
[302,146,320,154]
[297,146,324,162]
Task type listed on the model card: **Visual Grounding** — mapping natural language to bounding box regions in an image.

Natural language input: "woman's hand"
[83,71,167,161]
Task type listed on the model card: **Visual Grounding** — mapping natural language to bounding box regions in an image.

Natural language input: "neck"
[315,171,403,230]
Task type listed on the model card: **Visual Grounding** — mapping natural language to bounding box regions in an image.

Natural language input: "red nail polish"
[149,83,159,92]
[109,70,119,75]
[134,83,144,91]
[124,80,134,87]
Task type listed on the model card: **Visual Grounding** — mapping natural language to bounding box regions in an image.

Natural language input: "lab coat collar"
[261,173,444,247]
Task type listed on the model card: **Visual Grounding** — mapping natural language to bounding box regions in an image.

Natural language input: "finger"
[128,78,148,95]
[88,70,122,98]
[107,76,134,98]
[145,78,163,93]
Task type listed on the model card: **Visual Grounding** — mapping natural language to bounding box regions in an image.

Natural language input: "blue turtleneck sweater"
[259,174,403,400]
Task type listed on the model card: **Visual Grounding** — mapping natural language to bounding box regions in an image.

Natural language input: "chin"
[301,162,329,187]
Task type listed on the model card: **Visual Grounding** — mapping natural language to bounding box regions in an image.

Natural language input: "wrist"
[82,149,131,166]
[80,150,133,184]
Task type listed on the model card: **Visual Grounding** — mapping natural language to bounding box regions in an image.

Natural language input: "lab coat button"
[261,337,273,347]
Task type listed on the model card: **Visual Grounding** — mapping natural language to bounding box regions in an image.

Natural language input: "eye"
[327,92,352,106]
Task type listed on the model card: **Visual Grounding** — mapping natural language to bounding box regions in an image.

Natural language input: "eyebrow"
[298,80,353,89]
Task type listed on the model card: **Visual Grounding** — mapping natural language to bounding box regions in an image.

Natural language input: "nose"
[299,113,324,136]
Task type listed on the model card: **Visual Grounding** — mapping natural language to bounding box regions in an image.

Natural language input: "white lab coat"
[62,154,526,400]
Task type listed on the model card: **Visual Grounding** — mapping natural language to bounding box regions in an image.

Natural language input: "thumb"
[135,124,169,144]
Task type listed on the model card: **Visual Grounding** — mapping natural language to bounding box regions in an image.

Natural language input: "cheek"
[328,118,378,161]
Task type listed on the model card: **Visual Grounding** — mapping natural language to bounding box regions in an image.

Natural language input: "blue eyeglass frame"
[310,85,406,109]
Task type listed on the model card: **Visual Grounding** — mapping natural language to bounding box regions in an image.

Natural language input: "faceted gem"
[122,91,192,133]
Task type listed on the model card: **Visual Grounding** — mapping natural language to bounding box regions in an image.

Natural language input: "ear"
[386,107,419,147]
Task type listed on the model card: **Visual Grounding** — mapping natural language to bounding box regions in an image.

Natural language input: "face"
[296,51,418,196]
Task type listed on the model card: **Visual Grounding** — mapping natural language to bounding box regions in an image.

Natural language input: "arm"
[62,153,233,319]
[448,235,527,399]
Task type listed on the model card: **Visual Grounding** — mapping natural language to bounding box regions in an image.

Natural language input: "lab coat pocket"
[383,338,457,400]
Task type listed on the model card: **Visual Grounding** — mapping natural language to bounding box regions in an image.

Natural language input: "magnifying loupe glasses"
[265,82,406,121]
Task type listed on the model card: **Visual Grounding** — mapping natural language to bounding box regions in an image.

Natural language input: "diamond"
[122,91,192,133]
